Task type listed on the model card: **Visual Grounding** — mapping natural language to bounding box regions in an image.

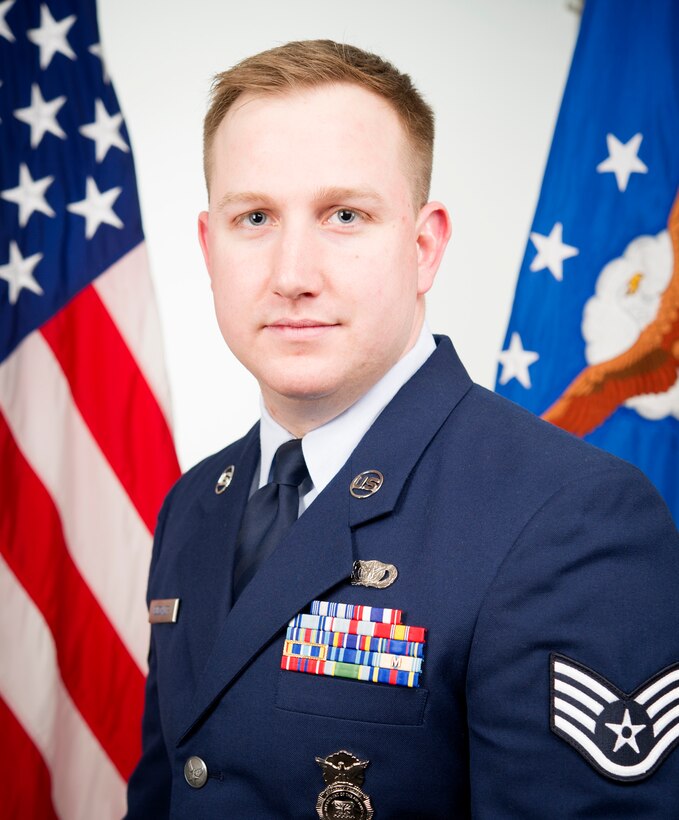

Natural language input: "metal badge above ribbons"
[351,559,398,589]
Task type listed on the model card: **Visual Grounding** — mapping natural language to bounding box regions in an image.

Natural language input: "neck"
[262,388,368,439]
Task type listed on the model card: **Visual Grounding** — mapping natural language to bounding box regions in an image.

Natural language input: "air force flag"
[496,0,679,521]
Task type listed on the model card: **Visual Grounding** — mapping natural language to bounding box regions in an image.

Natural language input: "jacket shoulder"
[457,382,638,480]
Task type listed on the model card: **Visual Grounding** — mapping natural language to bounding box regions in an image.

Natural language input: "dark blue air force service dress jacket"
[126,335,679,818]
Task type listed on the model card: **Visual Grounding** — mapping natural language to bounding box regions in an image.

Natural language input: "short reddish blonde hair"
[203,39,435,207]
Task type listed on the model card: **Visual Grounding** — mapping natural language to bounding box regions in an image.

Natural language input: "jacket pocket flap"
[275,670,428,725]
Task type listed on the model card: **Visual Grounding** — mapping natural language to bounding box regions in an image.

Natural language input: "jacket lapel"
[178,457,356,744]
[178,336,473,744]
[348,336,472,528]
[176,424,260,676]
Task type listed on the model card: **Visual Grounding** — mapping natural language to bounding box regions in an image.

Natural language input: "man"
[126,40,679,818]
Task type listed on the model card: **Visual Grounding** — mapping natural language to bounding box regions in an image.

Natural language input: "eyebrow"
[215,185,385,213]
[215,191,275,212]
[312,186,385,206]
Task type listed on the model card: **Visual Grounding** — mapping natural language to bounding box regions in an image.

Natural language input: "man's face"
[199,82,447,425]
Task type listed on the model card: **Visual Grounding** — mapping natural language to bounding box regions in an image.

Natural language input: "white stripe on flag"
[554,660,618,703]
[0,333,151,672]
[93,242,173,425]
[0,554,126,819]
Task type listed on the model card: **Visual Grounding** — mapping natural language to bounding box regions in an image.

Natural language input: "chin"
[263,368,342,403]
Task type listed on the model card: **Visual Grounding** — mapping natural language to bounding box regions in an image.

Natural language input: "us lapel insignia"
[315,750,374,820]
[351,559,398,589]
[214,465,235,494]
[550,653,679,781]
[349,470,383,498]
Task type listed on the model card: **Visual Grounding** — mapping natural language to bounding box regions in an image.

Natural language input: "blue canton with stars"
[0,0,144,364]
[496,0,679,519]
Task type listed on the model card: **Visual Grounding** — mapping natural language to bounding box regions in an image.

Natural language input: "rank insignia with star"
[550,653,679,781]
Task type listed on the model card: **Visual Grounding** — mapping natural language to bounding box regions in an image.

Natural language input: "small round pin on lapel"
[215,465,235,494]
[349,470,384,499]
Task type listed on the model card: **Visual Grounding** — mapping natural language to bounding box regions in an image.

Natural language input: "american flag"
[0,1,181,816]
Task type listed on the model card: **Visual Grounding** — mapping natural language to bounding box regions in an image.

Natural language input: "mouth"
[264,319,339,340]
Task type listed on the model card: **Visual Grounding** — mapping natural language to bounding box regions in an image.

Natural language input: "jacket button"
[184,756,208,788]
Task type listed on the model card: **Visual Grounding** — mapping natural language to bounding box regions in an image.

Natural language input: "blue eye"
[335,209,356,224]
[247,211,267,226]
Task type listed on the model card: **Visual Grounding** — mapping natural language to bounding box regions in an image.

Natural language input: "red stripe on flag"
[41,285,180,534]
[0,413,145,779]
[0,696,58,820]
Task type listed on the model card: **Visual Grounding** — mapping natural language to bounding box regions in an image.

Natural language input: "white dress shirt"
[257,324,436,512]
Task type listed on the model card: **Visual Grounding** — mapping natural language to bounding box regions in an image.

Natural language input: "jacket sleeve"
[124,486,178,820]
[466,464,679,818]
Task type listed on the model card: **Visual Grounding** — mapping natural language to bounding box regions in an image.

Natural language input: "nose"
[269,221,322,299]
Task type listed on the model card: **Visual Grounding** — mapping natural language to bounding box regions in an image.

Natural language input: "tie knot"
[272,438,308,487]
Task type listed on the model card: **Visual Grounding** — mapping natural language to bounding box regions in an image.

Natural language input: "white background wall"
[96,0,580,470]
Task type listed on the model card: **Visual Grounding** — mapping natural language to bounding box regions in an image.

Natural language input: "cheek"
[208,246,258,303]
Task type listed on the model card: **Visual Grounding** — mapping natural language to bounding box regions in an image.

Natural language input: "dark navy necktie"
[232,438,309,601]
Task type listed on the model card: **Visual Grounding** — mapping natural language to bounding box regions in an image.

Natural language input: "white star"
[67,177,123,239]
[27,4,76,70]
[0,241,44,305]
[605,708,647,754]
[597,133,648,193]
[0,0,16,42]
[1,163,55,227]
[498,332,539,389]
[529,222,579,281]
[88,42,110,83]
[14,83,67,148]
[79,99,128,162]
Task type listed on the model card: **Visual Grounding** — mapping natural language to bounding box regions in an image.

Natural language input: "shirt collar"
[258,323,435,494]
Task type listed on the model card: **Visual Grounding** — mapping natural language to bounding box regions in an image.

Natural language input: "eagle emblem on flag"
[544,191,679,435]
[550,653,679,781]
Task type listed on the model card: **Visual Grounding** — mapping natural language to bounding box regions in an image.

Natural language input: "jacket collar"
[348,335,472,527]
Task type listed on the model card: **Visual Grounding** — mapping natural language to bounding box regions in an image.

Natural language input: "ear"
[197,210,211,272]
[414,201,452,295]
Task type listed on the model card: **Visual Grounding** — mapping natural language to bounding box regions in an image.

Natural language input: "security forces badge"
[550,653,679,781]
[315,750,374,820]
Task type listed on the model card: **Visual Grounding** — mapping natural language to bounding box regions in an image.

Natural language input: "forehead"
[209,83,413,203]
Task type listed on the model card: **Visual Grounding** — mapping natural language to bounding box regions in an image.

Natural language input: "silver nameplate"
[149,598,180,624]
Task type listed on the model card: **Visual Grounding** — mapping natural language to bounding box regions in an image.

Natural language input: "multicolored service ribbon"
[283,600,427,687]
[283,640,423,673]
[281,653,421,688]
[310,600,402,624]
[288,613,426,643]
[285,626,424,658]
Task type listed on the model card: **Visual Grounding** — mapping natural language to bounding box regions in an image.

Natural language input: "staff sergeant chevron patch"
[550,654,679,781]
